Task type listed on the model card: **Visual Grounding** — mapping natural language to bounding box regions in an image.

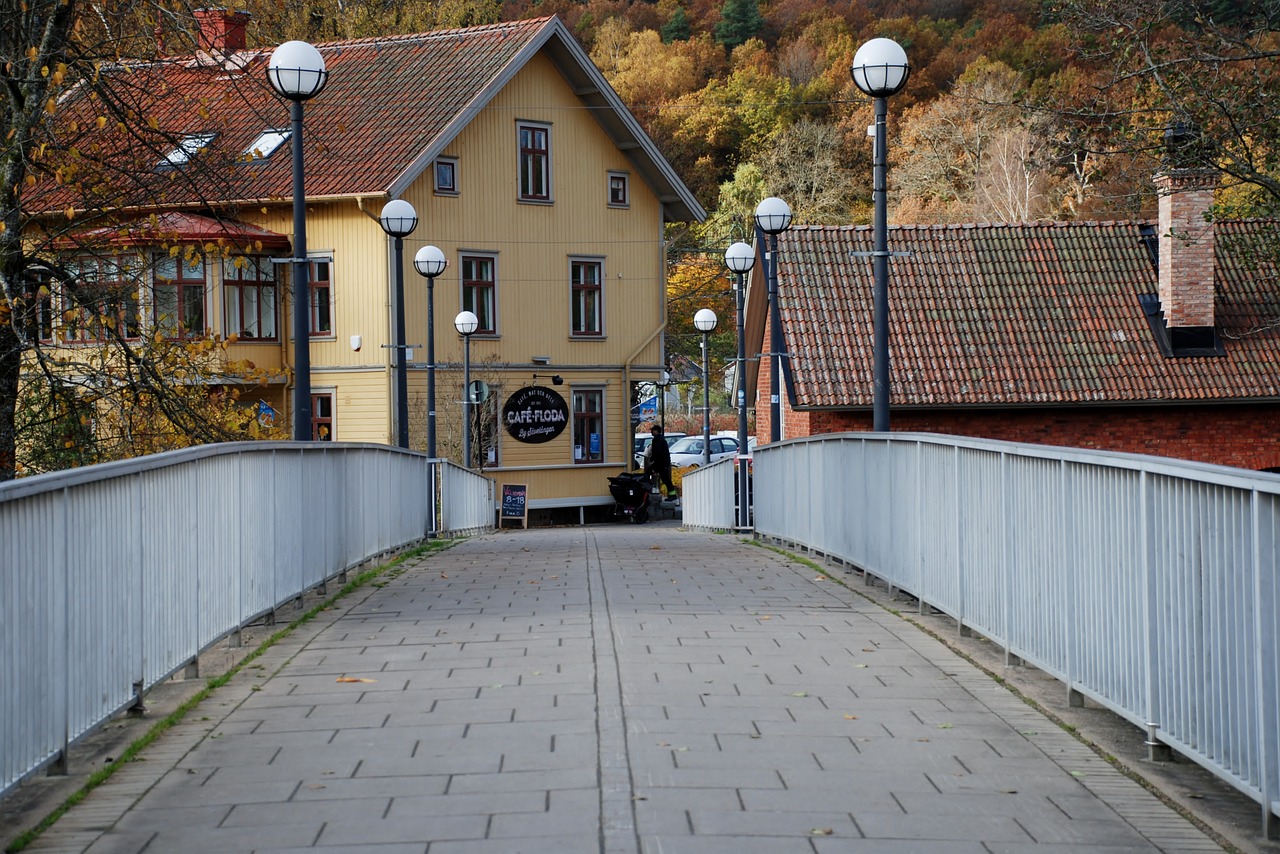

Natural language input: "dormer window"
[608,171,629,207]
[242,129,291,161]
[160,133,216,168]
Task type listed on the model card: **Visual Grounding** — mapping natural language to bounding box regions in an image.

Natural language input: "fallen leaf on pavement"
[336,677,376,683]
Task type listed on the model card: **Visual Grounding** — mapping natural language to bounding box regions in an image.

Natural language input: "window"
[223,256,277,340]
[311,392,333,440]
[308,258,332,337]
[573,388,604,464]
[461,254,496,334]
[242,129,290,161]
[434,158,458,194]
[160,132,216,168]
[517,122,551,201]
[571,259,603,336]
[64,256,141,342]
[608,171,629,207]
[19,272,54,343]
[155,253,207,338]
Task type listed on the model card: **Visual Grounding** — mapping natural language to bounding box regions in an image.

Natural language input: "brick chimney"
[194,9,249,53]
[1153,124,1218,331]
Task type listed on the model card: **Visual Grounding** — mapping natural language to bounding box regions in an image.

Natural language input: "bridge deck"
[20,523,1221,853]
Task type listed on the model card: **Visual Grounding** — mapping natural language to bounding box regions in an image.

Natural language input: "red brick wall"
[765,401,1280,472]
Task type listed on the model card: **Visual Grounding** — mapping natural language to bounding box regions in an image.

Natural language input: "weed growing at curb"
[6,539,454,853]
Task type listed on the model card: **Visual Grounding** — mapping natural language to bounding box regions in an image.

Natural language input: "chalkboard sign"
[500,483,528,528]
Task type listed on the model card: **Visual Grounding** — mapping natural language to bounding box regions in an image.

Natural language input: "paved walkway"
[25,524,1222,854]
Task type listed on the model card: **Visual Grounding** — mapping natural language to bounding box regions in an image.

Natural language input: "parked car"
[633,431,686,470]
[668,435,739,468]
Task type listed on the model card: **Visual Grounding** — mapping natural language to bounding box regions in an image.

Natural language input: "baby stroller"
[608,471,653,523]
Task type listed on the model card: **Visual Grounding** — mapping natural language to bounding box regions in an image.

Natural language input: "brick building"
[741,170,1280,472]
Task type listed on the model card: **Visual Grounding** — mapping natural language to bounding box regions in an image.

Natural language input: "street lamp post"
[693,308,718,466]
[851,37,910,432]
[454,310,479,468]
[724,242,755,529]
[754,197,791,444]
[267,40,328,441]
[379,200,418,449]
[413,245,447,458]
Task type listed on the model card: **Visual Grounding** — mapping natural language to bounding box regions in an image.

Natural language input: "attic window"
[242,130,291,161]
[160,133,216,168]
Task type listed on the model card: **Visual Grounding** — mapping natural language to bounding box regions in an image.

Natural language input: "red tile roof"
[770,221,1280,408]
[33,17,703,221]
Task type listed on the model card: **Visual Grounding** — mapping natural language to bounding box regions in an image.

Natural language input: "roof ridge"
[312,16,553,51]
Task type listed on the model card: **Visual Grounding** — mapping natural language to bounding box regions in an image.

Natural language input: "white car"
[668,435,739,468]
[633,431,686,470]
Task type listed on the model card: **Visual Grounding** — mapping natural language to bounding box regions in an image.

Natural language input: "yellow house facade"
[32,14,704,516]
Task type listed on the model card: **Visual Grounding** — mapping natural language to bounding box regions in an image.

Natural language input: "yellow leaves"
[96,116,106,129]
[146,116,159,130]
[65,206,75,221]
[44,98,57,115]
[41,65,49,77]
[26,47,37,61]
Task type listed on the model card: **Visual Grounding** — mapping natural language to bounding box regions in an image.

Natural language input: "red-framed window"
[311,392,333,440]
[572,388,604,464]
[64,255,141,342]
[223,256,277,341]
[461,254,496,335]
[154,253,207,338]
[308,258,332,337]
[517,122,550,201]
[571,259,602,336]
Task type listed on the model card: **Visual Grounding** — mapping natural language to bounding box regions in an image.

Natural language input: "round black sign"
[502,386,569,444]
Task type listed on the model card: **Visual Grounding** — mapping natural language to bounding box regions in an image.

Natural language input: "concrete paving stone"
[292,774,449,800]
[314,812,490,846]
[811,840,991,853]
[223,796,394,827]
[487,791,601,838]
[258,845,428,854]
[354,747,502,777]
[393,698,514,724]
[738,786,904,814]
[926,769,1091,796]
[639,835,820,854]
[688,809,859,837]
[385,789,548,819]
[632,767,784,790]
[428,836,601,854]
[853,810,1036,842]
[443,767,598,794]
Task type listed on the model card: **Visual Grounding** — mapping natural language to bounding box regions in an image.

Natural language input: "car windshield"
[668,437,701,454]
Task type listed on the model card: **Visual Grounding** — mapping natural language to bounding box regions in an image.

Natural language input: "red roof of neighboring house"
[754,220,1280,409]
[32,16,703,221]
[66,212,290,251]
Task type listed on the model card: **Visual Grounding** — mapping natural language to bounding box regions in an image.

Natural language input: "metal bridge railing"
[747,432,1280,832]
[0,442,494,798]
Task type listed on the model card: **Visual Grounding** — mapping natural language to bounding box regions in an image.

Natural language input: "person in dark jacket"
[646,424,677,498]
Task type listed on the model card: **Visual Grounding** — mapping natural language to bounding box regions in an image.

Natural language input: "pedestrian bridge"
[3,433,1279,837]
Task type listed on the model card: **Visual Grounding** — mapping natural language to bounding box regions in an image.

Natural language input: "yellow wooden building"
[32,13,704,517]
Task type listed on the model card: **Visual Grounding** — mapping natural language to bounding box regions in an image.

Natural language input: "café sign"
[503,386,569,443]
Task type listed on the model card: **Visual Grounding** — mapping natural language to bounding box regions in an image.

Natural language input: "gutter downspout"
[358,195,397,445]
